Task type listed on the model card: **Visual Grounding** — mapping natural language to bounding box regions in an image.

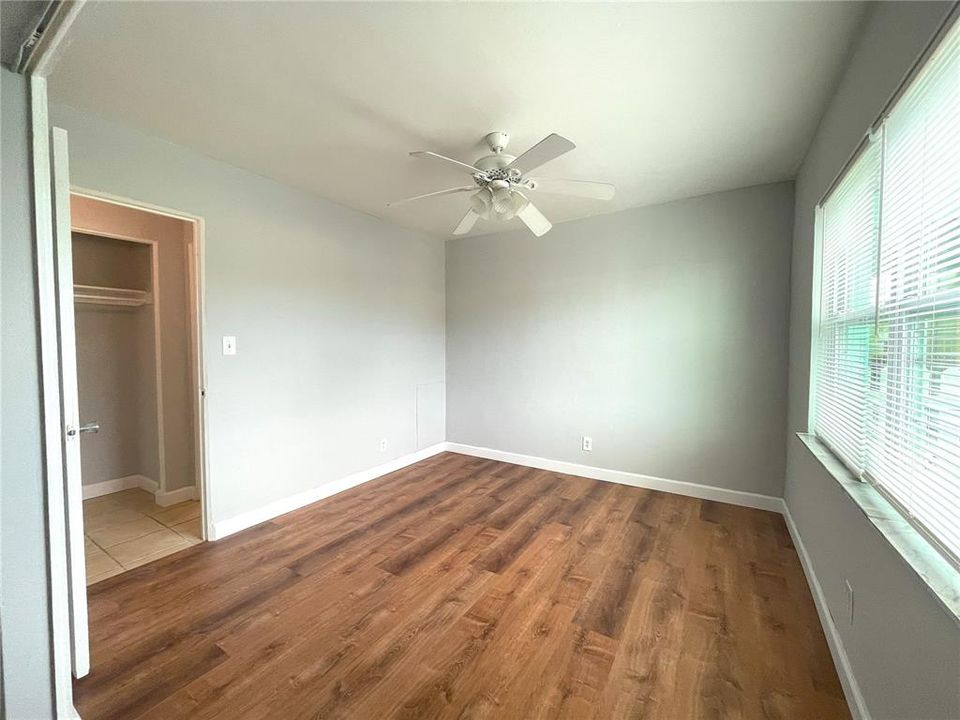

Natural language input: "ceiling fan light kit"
[389,131,616,237]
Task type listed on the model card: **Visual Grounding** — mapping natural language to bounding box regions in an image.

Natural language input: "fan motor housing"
[473,166,524,191]
[474,153,516,172]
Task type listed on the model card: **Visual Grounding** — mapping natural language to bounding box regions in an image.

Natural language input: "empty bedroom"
[1,1,958,719]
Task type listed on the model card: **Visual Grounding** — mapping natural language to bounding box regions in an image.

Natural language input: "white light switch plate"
[222,336,237,356]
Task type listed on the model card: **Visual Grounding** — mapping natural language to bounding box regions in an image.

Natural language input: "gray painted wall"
[447,182,794,497]
[1,67,56,718]
[785,3,960,718]
[51,103,446,525]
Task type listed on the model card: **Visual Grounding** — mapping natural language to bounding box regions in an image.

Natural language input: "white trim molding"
[82,474,157,500]
[445,443,784,513]
[210,443,448,540]
[81,475,195,506]
[783,505,869,720]
[155,486,198,507]
[210,441,783,540]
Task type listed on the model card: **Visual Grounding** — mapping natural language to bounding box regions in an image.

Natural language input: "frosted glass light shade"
[470,189,493,219]
[469,187,530,222]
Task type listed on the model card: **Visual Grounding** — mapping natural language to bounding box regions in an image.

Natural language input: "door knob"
[67,422,100,438]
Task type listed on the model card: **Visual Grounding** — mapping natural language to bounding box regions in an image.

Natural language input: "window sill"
[796,433,960,627]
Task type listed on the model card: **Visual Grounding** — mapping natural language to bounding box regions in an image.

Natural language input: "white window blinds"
[814,16,960,567]
[815,140,882,471]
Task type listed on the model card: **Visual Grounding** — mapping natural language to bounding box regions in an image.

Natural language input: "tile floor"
[83,488,202,584]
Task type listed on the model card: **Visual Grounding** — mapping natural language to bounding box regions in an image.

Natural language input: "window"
[813,15,960,568]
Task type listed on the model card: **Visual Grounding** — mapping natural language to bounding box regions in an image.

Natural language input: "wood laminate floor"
[75,452,849,719]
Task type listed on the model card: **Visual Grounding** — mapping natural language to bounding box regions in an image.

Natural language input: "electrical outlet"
[582,436,593,452]
[379,438,388,452]
[845,580,855,625]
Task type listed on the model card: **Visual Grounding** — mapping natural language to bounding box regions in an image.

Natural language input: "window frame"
[808,8,960,575]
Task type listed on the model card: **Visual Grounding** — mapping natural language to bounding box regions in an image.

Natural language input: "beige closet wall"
[72,194,197,492]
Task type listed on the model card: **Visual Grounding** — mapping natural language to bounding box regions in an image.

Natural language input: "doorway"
[69,192,207,584]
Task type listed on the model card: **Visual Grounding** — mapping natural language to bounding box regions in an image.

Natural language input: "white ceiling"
[49,1,865,238]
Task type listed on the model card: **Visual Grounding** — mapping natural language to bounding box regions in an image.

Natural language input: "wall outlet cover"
[379,438,388,452]
[222,336,237,355]
[582,436,593,452]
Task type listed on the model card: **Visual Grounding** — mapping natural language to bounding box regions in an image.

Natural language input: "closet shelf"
[74,284,153,307]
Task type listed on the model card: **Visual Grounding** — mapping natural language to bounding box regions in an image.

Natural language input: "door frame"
[30,74,77,719]
[71,188,211,538]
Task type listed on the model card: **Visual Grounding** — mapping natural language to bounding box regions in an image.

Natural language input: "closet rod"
[73,283,152,307]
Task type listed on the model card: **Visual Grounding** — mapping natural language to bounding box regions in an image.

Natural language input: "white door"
[51,125,90,679]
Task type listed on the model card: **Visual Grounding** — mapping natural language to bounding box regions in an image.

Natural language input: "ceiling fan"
[388,132,615,237]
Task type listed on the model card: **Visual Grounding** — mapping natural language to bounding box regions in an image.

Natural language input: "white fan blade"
[507,133,575,173]
[387,186,475,207]
[525,178,615,200]
[410,151,484,175]
[453,208,480,235]
[516,199,552,237]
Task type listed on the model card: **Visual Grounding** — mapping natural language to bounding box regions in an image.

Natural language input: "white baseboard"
[783,505,869,720]
[82,474,193,507]
[444,442,784,513]
[209,443,448,540]
[82,474,157,499]
[155,485,197,507]
[211,441,779,541]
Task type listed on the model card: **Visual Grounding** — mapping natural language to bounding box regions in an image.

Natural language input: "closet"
[73,194,203,584]
[74,233,160,488]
